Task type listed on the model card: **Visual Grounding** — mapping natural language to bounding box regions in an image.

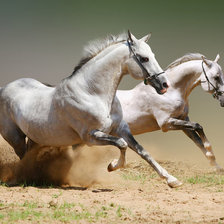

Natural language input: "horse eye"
[215,76,220,81]
[140,56,149,63]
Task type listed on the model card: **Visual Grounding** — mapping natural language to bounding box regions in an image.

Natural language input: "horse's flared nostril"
[163,82,169,88]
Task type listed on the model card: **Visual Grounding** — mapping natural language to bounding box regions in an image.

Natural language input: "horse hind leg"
[165,117,223,172]
[183,129,223,172]
[1,124,27,159]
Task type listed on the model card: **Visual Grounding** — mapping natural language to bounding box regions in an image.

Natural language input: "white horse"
[0,32,183,188]
[115,53,224,172]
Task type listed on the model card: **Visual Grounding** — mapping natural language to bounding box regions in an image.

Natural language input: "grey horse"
[0,32,183,187]
[115,53,224,173]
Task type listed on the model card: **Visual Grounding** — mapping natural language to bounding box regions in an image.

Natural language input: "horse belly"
[15,108,82,146]
[25,124,82,147]
[128,115,160,135]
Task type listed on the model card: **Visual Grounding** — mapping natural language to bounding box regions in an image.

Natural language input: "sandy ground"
[0,136,223,223]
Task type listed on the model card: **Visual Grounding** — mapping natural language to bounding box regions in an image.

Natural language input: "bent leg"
[89,130,128,149]
[107,148,126,172]
[183,129,223,171]
[164,116,223,171]
[89,129,128,171]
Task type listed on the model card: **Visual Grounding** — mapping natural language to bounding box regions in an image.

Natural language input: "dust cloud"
[0,134,219,187]
[0,136,121,187]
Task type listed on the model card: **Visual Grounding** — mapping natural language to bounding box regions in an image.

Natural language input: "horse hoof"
[168,180,183,188]
[107,159,125,172]
[107,163,114,172]
[107,159,119,172]
[107,163,113,172]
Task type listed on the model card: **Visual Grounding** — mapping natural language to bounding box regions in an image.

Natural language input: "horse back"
[0,78,55,125]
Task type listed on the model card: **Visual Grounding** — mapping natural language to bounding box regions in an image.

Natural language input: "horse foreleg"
[165,117,223,171]
[107,148,126,172]
[163,117,203,131]
[116,121,182,188]
[89,130,127,171]
[194,128,215,159]
[183,129,223,172]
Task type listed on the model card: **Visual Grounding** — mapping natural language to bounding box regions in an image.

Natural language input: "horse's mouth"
[158,88,167,95]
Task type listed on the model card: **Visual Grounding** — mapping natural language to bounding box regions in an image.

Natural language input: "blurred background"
[0,0,223,165]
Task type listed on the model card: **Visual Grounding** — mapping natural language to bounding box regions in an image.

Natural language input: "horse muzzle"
[213,91,224,107]
[145,77,169,95]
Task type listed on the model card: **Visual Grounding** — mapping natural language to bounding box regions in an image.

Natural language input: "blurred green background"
[0,0,223,165]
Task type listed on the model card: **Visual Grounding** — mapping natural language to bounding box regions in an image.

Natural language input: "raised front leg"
[163,117,203,131]
[114,121,182,188]
[165,117,223,171]
[90,130,127,149]
[89,130,128,171]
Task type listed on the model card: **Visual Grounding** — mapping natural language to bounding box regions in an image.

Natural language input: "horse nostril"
[163,82,169,88]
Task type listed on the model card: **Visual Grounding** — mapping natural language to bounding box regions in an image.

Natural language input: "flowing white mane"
[166,53,205,70]
[72,33,127,75]
[83,32,127,58]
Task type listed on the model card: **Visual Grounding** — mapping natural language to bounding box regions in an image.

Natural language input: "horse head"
[124,31,169,94]
[200,54,224,107]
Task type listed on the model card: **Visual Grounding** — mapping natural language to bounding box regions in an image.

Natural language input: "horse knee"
[194,123,203,131]
[116,138,128,150]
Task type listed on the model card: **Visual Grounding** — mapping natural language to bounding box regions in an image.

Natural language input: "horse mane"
[71,33,127,76]
[166,53,205,70]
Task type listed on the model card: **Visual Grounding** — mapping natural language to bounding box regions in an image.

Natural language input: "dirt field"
[0,136,223,224]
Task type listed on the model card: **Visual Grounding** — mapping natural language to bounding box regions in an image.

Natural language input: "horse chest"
[162,90,186,115]
[170,101,188,119]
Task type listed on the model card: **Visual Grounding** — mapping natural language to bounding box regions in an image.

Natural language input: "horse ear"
[202,56,212,67]
[140,33,152,43]
[214,54,220,63]
[127,30,137,43]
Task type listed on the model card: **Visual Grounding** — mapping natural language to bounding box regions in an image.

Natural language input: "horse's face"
[124,32,169,94]
[200,55,224,106]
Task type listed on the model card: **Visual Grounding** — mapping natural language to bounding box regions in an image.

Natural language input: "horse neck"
[65,43,128,105]
[167,60,203,99]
